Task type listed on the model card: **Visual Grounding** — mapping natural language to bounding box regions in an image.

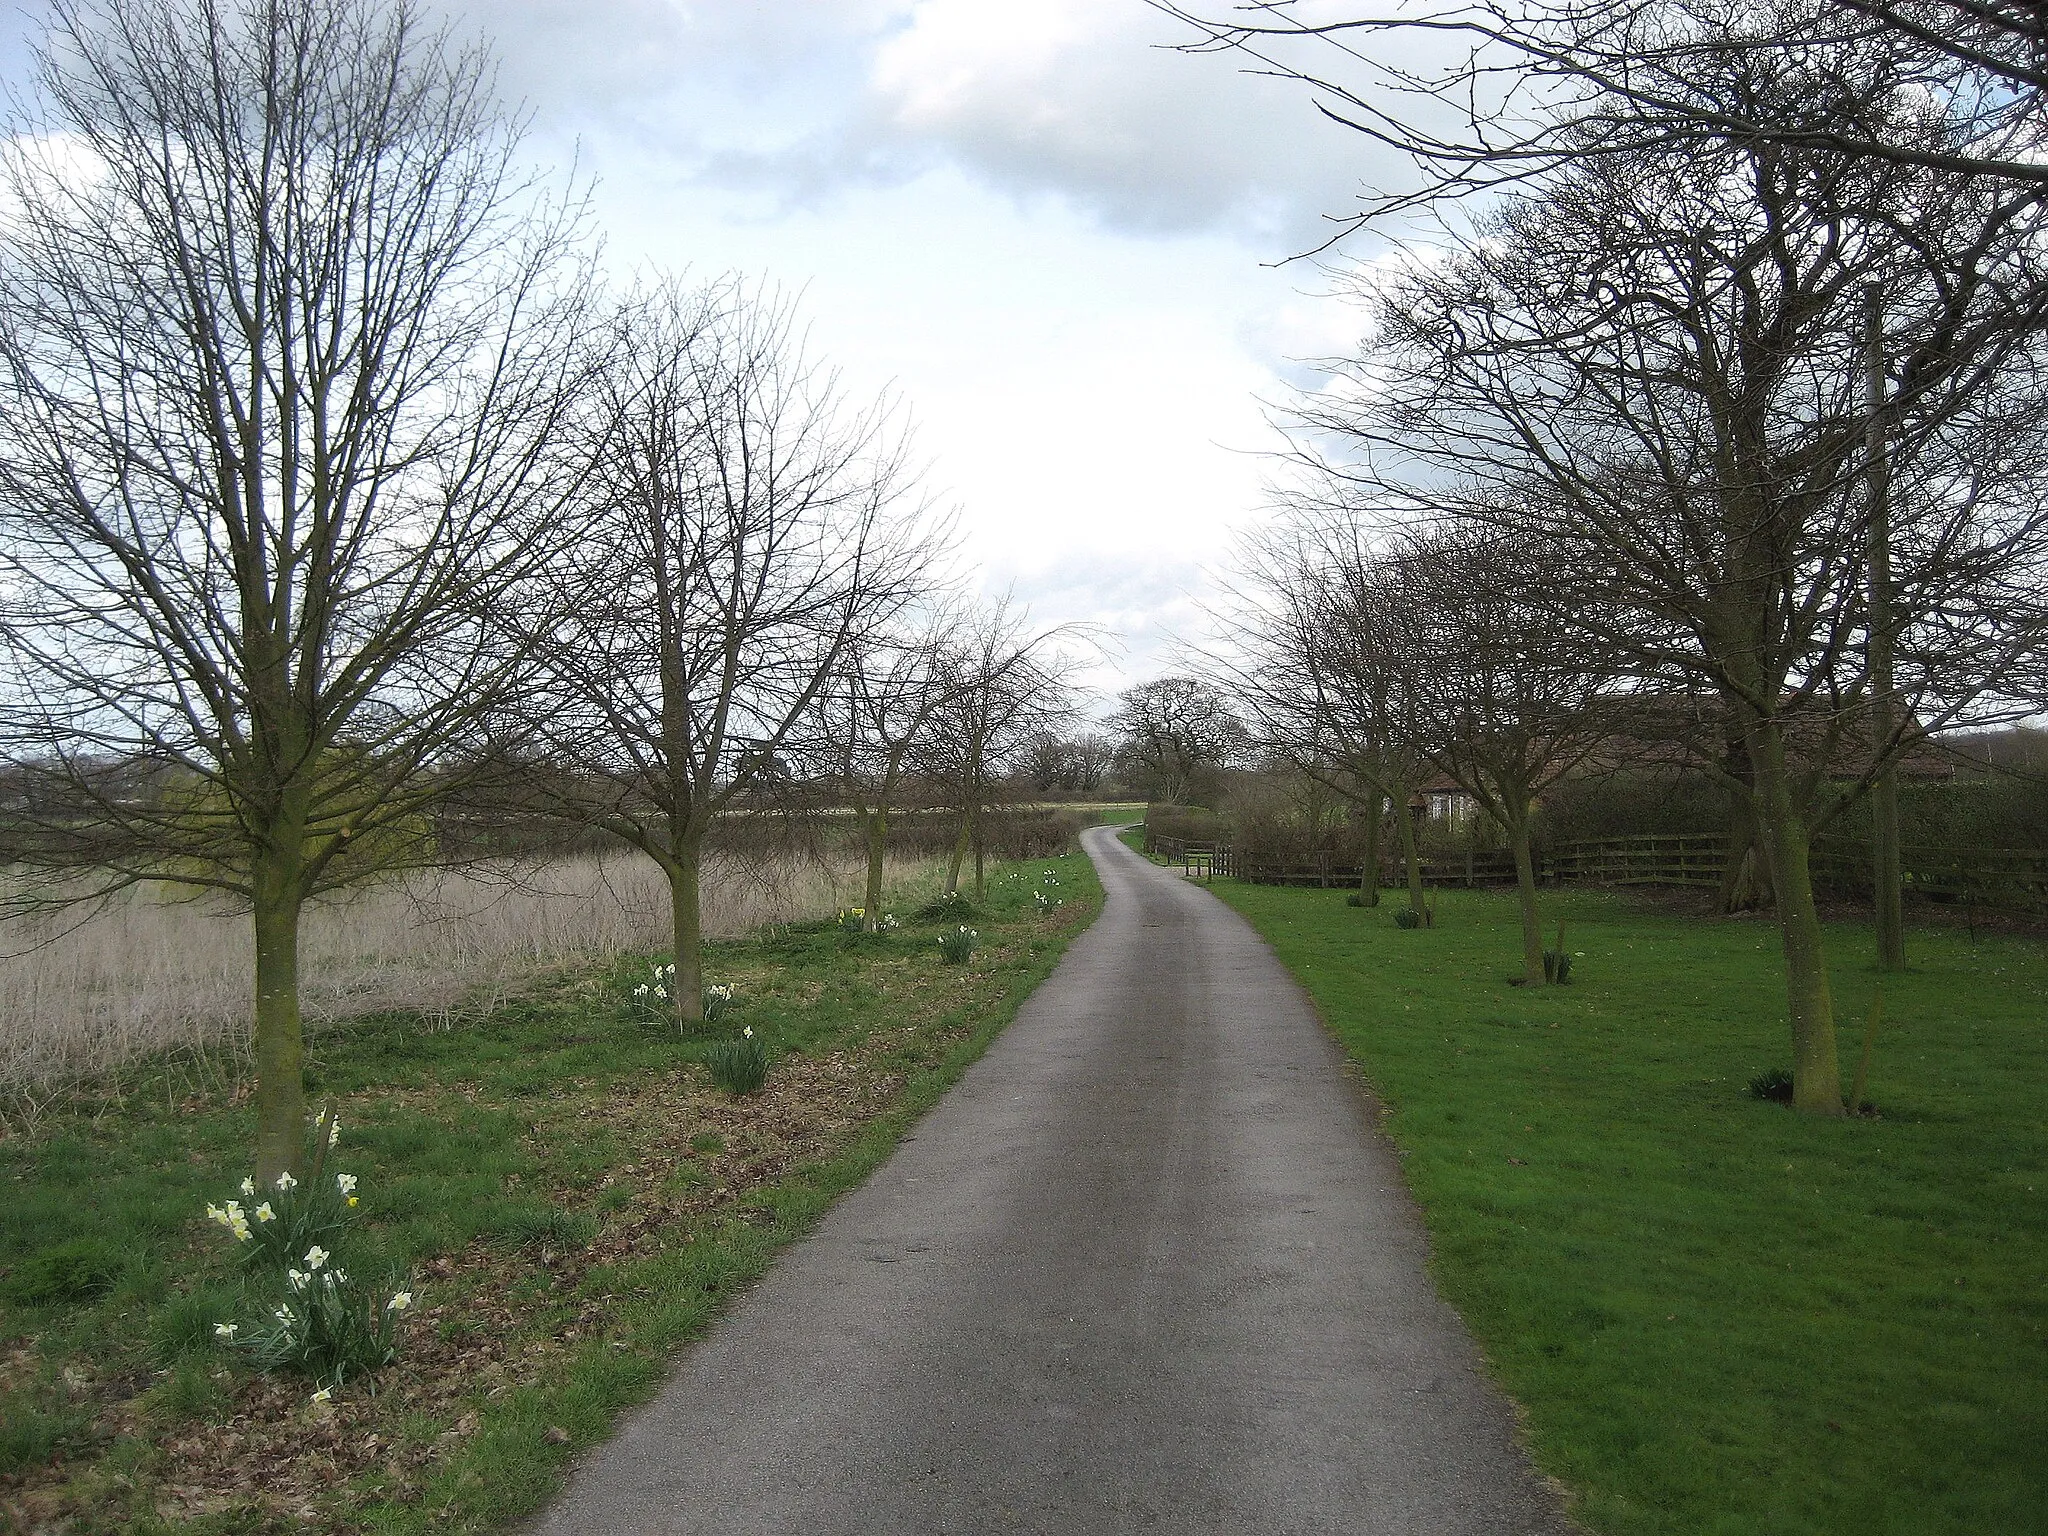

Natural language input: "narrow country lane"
[529,824,1575,1535]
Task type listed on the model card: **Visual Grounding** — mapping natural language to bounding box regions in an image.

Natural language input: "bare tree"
[1151,0,2048,215]
[1287,71,2048,1109]
[1222,514,1435,912]
[824,604,964,933]
[1109,676,1250,806]
[921,598,1081,901]
[1390,525,1623,983]
[1019,729,1116,794]
[522,278,943,1023]
[0,0,594,1179]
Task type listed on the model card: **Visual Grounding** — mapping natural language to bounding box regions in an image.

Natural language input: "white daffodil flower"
[214,1322,238,1339]
[387,1291,414,1312]
[311,1387,332,1404]
[255,1203,275,1222]
[328,1119,341,1148]
[304,1245,329,1269]
[336,1173,357,1196]
[275,1171,297,1191]
[287,1268,308,1289]
[240,1177,256,1196]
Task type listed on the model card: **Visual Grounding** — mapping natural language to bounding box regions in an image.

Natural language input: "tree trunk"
[971,799,986,902]
[1871,765,1905,968]
[668,832,705,1026]
[251,863,308,1186]
[1750,722,1845,1115]
[1866,284,1906,972]
[1355,791,1382,905]
[947,809,970,894]
[863,806,888,932]
[1718,788,1774,914]
[1395,789,1426,911]
[1509,812,1544,985]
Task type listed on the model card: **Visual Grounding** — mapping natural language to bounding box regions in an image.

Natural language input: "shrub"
[1748,1068,1795,1102]
[937,925,979,964]
[1394,907,1423,930]
[204,1107,359,1273]
[0,1402,84,1475]
[1,1236,124,1305]
[148,1286,240,1366]
[487,1203,599,1249]
[914,890,977,922]
[1541,923,1576,984]
[222,1257,413,1394]
[703,1027,769,1096]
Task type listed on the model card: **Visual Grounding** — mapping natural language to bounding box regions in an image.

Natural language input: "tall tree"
[0,0,594,1179]
[826,606,964,934]
[922,599,1078,901]
[1224,514,1435,912]
[522,278,942,1024]
[1391,525,1623,983]
[1109,676,1249,806]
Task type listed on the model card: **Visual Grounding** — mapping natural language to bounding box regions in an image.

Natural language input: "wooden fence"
[1145,828,2048,914]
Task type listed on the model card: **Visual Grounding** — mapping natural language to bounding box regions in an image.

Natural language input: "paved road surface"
[530,824,1574,1535]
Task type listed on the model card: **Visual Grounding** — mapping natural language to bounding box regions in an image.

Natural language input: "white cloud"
[856,0,1376,240]
[445,0,1390,246]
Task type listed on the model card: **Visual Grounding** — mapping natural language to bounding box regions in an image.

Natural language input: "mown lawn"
[1215,881,2047,1536]
[0,849,1099,1535]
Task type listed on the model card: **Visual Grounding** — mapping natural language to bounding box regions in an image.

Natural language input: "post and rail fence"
[1138,825,2048,915]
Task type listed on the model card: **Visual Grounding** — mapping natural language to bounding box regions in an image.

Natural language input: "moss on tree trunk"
[1510,814,1545,985]
[251,858,308,1185]
[668,835,705,1026]
[1750,722,1844,1115]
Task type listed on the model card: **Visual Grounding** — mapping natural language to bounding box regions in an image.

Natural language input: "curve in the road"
[528,823,1576,1535]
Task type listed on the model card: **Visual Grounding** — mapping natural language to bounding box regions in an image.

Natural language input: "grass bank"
[0,850,1100,1535]
[1214,881,2046,1536]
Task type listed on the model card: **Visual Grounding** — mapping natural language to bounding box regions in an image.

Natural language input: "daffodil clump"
[702,1024,770,1096]
[203,1107,417,1401]
[205,1107,358,1273]
[702,982,738,1023]
[937,925,979,964]
[632,961,678,1005]
[217,1240,413,1394]
[836,905,867,934]
[1033,889,1062,912]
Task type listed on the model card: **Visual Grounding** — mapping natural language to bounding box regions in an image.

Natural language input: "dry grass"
[0,850,943,1105]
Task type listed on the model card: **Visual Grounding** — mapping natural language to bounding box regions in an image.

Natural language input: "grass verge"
[1213,881,2046,1536]
[0,850,1100,1535]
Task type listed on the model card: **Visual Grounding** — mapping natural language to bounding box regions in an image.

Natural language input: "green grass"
[1213,881,2048,1536]
[1089,803,1147,826]
[0,849,1102,1534]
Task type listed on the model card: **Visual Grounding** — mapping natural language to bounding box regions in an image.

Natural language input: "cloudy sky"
[4,0,1412,700]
